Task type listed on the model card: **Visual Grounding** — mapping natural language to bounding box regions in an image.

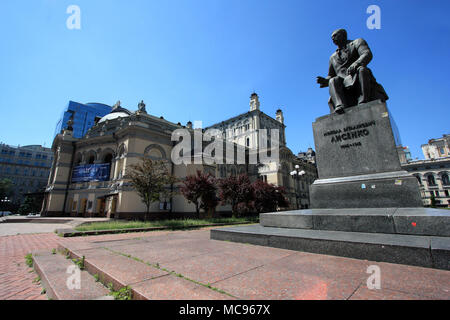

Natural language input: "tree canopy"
[127,158,176,215]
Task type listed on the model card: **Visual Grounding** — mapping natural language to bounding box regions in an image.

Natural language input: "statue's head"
[331,29,347,47]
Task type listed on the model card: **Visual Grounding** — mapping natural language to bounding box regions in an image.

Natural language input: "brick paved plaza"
[0,226,449,300]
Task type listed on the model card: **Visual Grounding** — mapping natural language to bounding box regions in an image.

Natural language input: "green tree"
[126,158,177,218]
[430,193,437,208]
[0,178,13,200]
[18,196,42,215]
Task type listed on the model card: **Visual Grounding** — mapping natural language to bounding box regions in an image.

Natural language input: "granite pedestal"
[310,100,422,208]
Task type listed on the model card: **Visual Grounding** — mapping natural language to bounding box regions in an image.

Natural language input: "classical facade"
[297,148,316,164]
[400,134,450,208]
[207,93,317,209]
[422,134,450,160]
[42,94,317,218]
[402,157,450,207]
[0,144,53,204]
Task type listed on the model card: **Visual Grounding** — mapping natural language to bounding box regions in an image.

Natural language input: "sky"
[0,0,449,159]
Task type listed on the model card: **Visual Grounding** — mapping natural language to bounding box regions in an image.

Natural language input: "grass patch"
[72,256,85,270]
[108,283,132,300]
[25,253,33,267]
[74,217,258,232]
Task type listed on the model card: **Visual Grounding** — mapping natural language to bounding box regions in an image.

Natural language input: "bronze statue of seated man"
[317,29,388,114]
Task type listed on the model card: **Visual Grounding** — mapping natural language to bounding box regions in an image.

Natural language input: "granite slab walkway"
[1,227,449,300]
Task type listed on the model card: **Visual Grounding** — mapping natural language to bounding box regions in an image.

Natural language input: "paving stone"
[70,247,169,290]
[33,251,110,300]
[161,251,267,284]
[373,261,450,299]
[349,286,433,300]
[213,264,360,300]
[131,276,233,300]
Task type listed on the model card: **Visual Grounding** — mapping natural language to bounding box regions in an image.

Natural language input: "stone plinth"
[310,100,422,208]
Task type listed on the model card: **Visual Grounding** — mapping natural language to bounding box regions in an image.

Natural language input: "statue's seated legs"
[329,76,347,113]
[328,66,381,114]
[357,66,371,105]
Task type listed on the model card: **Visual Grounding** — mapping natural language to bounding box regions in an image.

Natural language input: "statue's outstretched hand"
[347,63,358,75]
[316,76,329,88]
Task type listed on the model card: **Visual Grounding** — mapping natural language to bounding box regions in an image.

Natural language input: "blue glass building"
[54,101,112,138]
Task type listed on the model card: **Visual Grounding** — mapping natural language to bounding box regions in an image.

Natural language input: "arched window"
[103,153,113,164]
[88,155,95,164]
[144,144,166,160]
[442,173,450,186]
[415,175,422,185]
[427,174,436,186]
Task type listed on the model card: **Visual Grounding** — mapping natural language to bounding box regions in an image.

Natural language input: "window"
[415,176,422,185]
[445,190,449,197]
[104,154,113,164]
[427,175,436,186]
[442,174,449,186]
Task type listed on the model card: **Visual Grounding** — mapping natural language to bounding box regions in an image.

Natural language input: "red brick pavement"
[0,233,59,300]
[0,230,173,300]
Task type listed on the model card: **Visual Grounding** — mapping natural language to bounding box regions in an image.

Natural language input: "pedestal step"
[210,225,450,270]
[260,208,450,237]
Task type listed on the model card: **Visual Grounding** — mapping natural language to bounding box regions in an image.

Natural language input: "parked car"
[27,213,40,217]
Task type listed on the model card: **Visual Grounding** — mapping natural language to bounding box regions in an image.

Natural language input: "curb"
[56,221,258,237]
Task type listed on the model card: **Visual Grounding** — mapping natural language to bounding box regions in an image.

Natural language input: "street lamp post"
[290,165,305,210]
[0,197,11,216]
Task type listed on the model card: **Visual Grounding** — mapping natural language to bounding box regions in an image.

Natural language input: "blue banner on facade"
[71,163,111,183]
